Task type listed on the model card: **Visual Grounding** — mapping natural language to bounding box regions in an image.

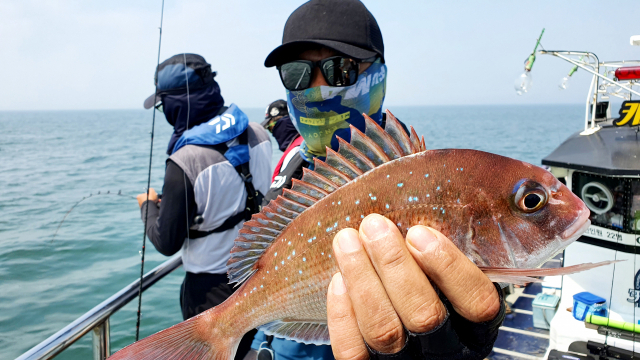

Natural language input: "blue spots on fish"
[426,194,430,198]
[332,202,334,205]
[281,260,284,265]
[303,257,306,262]
[274,252,277,256]
[299,270,302,274]
[346,216,351,221]
[410,171,413,174]
[437,186,440,190]
[260,285,263,288]
[413,197,418,201]
[288,241,291,245]
[361,215,364,219]
[334,222,338,227]
[397,222,401,227]
[275,266,278,270]
[338,201,341,205]
[442,209,446,214]
[355,200,360,205]
[425,174,429,178]
[397,183,404,187]
[448,180,450,182]
[287,256,290,260]
[457,199,460,203]
[386,204,390,209]
[387,174,389,178]
[317,222,321,226]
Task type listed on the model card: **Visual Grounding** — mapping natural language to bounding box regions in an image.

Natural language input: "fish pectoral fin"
[479,260,623,286]
[259,319,330,346]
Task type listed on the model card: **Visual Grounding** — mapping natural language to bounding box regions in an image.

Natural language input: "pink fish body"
[110,111,592,360]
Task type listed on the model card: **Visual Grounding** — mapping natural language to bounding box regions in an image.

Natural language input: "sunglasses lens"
[280,62,312,90]
[322,57,358,87]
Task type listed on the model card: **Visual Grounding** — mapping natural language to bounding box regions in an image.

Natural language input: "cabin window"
[573,173,629,231]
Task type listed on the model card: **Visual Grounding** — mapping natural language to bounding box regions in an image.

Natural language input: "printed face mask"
[286,61,387,159]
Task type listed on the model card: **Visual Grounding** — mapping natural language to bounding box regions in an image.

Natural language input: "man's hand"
[137,188,159,208]
[327,214,502,360]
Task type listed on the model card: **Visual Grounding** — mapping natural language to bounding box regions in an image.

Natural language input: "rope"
[136,0,165,342]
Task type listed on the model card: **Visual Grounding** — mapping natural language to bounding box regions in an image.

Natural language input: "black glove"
[366,283,506,360]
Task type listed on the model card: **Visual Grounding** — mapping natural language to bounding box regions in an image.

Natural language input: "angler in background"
[250,0,505,359]
[261,100,303,184]
[136,53,271,360]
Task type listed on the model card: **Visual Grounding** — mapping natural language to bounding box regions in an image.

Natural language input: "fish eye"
[514,182,548,213]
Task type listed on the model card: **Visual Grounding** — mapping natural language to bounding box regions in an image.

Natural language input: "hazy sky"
[2,0,640,111]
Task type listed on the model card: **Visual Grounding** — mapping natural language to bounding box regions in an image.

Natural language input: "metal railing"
[16,255,183,360]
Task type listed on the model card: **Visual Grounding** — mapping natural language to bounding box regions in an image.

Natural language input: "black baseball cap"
[143,53,216,109]
[264,0,384,68]
[261,100,289,127]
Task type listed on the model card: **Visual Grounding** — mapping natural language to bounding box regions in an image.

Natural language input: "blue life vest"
[172,103,250,167]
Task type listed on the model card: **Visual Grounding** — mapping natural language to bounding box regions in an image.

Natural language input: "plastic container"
[532,293,560,329]
[572,292,606,321]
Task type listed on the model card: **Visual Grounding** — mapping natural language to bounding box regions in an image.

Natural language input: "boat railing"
[16,255,183,360]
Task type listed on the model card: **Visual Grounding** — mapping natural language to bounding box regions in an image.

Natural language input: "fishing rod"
[136,0,165,342]
[50,190,137,243]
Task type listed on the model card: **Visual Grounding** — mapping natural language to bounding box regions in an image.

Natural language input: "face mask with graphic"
[286,60,387,160]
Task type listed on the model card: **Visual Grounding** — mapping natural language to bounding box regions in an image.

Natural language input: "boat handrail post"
[92,319,110,360]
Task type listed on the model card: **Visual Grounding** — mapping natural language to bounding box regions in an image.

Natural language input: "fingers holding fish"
[331,228,406,354]
[327,272,369,360]
[357,214,447,333]
[405,226,501,323]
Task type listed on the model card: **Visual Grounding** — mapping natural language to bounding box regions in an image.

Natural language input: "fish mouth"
[561,211,591,242]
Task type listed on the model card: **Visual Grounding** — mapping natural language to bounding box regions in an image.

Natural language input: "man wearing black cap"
[136,53,270,359]
[251,1,505,359]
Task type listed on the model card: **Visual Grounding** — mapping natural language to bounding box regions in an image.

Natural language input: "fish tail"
[108,311,240,360]
[480,260,623,286]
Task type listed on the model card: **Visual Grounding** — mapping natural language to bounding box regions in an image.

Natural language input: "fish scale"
[110,110,607,360]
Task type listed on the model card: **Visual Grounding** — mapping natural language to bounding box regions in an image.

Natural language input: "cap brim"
[264,40,379,67]
[143,93,162,110]
[260,118,272,127]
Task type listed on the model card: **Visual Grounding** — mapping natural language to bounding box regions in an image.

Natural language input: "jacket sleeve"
[140,159,197,256]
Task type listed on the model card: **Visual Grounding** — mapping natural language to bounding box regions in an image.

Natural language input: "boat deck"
[488,254,564,359]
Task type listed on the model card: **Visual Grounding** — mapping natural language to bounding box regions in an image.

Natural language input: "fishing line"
[50,190,137,243]
[136,0,165,342]
[179,52,191,309]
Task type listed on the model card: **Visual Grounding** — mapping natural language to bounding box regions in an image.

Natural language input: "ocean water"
[0,105,584,359]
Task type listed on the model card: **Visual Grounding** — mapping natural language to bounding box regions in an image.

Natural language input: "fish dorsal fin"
[363,114,404,160]
[409,125,422,151]
[290,178,329,201]
[325,148,363,179]
[301,167,338,192]
[228,109,424,285]
[420,135,426,151]
[349,125,390,166]
[313,158,352,186]
[336,137,375,173]
[260,320,330,346]
[385,110,418,155]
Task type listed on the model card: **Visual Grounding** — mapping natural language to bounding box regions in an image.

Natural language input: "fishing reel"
[581,182,614,215]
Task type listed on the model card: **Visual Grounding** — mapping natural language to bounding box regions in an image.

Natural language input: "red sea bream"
[110,111,600,360]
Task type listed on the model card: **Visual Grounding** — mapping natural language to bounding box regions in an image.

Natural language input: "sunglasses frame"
[277,55,377,91]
